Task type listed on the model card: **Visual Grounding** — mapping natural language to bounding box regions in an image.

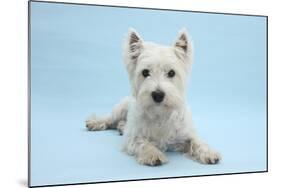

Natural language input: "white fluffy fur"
[86,28,221,166]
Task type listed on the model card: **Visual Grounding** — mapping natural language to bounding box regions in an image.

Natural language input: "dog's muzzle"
[151,90,165,103]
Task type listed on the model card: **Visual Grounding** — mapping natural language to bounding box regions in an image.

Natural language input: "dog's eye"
[142,69,150,78]
[168,70,175,78]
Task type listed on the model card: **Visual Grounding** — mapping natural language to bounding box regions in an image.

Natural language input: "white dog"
[86,28,221,166]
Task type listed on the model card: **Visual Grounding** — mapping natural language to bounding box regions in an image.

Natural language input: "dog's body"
[86,28,221,166]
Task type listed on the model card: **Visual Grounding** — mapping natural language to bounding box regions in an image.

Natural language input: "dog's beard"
[136,89,185,119]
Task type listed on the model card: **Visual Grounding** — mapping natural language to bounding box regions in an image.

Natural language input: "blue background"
[30,2,267,186]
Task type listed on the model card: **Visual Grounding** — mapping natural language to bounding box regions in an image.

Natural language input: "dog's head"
[124,28,193,114]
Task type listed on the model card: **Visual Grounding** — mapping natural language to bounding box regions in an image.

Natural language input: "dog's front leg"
[133,139,168,166]
[183,137,221,164]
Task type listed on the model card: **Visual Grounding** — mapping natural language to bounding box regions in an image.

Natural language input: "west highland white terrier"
[86,28,221,166]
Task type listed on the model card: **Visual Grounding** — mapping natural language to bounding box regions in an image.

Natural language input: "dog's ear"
[173,28,193,63]
[126,28,143,63]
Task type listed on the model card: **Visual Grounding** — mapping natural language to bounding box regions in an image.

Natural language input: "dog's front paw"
[137,148,168,166]
[85,114,107,131]
[197,149,221,165]
[184,139,221,165]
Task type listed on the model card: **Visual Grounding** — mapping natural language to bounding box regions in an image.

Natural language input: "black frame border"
[28,0,268,187]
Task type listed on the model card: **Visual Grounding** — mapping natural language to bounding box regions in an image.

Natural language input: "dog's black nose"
[151,90,165,103]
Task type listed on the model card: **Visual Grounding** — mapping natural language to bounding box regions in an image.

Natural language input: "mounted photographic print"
[28,0,268,187]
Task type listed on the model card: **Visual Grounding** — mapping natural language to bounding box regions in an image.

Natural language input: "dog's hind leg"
[86,97,130,132]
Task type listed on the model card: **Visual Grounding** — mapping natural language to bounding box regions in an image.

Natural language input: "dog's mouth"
[142,103,182,121]
[145,101,171,112]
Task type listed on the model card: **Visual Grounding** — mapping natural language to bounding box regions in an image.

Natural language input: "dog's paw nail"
[205,155,220,164]
[154,159,162,166]
[214,158,219,164]
[85,124,91,130]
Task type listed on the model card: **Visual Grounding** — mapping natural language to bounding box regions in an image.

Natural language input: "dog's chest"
[142,115,186,149]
